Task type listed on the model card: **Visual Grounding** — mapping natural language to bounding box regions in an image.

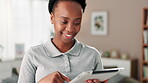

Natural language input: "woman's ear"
[50,13,54,24]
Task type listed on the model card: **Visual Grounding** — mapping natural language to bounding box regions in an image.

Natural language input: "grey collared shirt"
[18,39,103,83]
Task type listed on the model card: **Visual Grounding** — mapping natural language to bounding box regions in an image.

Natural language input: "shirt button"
[66,69,70,72]
[65,62,69,65]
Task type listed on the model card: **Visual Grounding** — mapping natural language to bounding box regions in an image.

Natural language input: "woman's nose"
[65,23,75,33]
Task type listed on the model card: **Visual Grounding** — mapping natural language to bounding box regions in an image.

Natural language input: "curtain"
[0,0,15,61]
[0,0,53,61]
[14,0,53,50]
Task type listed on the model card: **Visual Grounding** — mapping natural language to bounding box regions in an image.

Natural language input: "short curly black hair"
[48,0,87,14]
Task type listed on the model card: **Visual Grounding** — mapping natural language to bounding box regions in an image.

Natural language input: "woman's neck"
[52,38,75,53]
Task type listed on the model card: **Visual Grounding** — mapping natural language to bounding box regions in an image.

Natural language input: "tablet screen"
[69,68,124,83]
[93,69,119,74]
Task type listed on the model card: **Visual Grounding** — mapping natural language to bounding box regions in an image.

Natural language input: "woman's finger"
[54,72,64,83]
[86,79,95,83]
[56,71,71,82]
[93,79,100,83]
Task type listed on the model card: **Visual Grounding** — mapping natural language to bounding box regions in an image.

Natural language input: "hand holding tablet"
[69,68,124,83]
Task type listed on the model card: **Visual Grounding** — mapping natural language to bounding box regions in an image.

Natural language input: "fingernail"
[93,80,97,82]
[88,80,91,83]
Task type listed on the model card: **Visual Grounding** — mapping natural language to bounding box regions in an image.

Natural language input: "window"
[0,0,54,61]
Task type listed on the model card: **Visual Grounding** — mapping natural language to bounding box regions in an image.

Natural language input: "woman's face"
[51,1,83,44]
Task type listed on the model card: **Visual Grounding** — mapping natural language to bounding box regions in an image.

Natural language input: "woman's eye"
[61,21,68,24]
[74,22,81,25]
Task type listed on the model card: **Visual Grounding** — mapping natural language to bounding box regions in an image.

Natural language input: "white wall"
[76,0,148,79]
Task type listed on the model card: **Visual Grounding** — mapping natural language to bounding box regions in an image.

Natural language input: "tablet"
[69,68,124,83]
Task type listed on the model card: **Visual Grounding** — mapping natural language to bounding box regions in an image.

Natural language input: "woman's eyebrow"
[74,18,81,21]
[59,16,69,19]
[59,16,81,20]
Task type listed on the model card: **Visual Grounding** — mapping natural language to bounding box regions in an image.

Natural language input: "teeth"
[66,34,72,37]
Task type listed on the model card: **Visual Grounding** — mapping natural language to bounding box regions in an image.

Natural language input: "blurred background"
[0,0,148,83]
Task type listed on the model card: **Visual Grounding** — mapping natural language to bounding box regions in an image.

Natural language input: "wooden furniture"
[141,8,148,83]
[0,59,22,82]
[102,57,138,79]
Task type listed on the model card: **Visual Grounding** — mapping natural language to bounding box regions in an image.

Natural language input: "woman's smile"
[63,33,73,39]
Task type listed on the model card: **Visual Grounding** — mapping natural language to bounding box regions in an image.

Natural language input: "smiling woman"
[18,0,108,83]
[50,1,83,52]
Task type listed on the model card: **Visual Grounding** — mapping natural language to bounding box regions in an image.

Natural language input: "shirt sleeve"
[18,48,37,83]
[93,49,104,71]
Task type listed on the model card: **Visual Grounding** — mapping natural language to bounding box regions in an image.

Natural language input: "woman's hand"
[85,79,108,83]
[38,71,71,83]
[85,79,100,83]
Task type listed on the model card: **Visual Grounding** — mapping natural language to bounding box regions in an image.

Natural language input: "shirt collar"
[43,38,82,58]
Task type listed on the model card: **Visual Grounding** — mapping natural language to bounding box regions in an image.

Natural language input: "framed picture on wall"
[91,12,108,35]
[15,43,25,58]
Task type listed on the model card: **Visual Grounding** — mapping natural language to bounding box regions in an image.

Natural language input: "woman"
[18,0,108,83]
